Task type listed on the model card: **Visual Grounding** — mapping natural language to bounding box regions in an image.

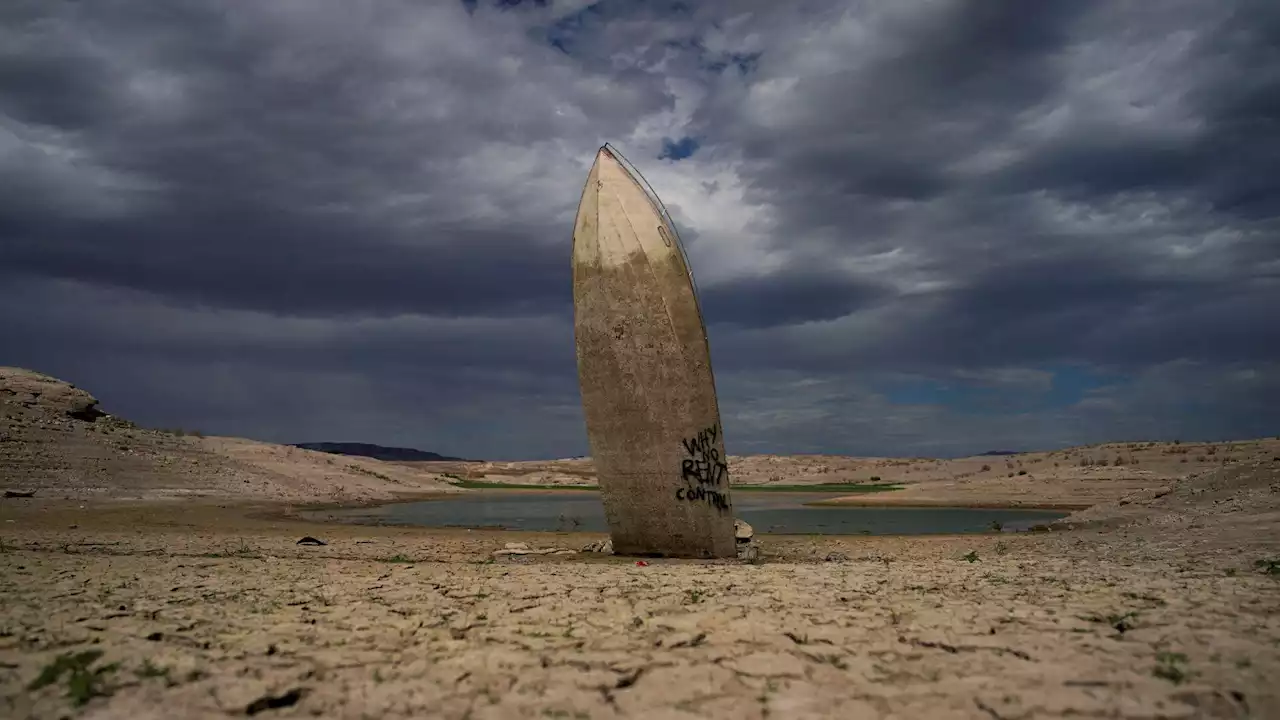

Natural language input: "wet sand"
[4,460,1280,720]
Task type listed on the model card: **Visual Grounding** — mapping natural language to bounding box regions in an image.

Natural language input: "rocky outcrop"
[1,367,460,502]
[0,367,104,422]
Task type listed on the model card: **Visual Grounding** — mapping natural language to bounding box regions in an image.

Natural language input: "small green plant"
[1253,558,1280,576]
[220,538,260,558]
[1153,651,1189,684]
[384,554,414,563]
[685,588,706,604]
[962,550,979,563]
[28,650,119,706]
[1110,611,1139,633]
[135,659,169,682]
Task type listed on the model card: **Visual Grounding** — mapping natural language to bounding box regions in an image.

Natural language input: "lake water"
[320,492,1067,535]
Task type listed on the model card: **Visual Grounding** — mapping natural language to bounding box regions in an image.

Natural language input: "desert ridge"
[5,366,1276,511]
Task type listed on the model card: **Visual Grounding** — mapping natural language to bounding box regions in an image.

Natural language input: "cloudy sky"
[2,0,1277,459]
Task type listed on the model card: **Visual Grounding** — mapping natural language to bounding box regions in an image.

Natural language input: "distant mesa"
[291,442,468,462]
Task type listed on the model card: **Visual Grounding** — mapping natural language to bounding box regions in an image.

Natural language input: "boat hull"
[571,146,737,558]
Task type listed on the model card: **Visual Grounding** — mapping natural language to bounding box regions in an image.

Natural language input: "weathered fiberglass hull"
[571,145,737,558]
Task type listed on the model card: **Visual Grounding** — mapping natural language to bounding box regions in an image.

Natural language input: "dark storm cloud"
[0,276,576,378]
[896,255,1280,370]
[1,211,571,318]
[700,269,887,330]
[2,0,1277,457]
[690,0,1280,381]
[1,0,668,319]
[713,0,1102,205]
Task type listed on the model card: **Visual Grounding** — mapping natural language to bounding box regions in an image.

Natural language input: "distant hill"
[292,442,468,462]
[978,450,1019,456]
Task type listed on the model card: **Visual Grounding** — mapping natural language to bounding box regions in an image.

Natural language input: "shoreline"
[324,486,1098,513]
[0,494,1074,543]
[802,497,1095,511]
[0,497,1064,554]
[0,497,1059,545]
[289,490,1077,537]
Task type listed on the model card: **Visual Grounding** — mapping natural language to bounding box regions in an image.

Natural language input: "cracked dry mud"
[2,492,1279,720]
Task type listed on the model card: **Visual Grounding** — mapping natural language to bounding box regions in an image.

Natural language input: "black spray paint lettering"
[680,424,727,487]
[676,423,730,512]
[681,423,718,460]
[676,485,730,511]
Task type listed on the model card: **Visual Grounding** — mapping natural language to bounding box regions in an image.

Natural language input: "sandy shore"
[3,458,1280,720]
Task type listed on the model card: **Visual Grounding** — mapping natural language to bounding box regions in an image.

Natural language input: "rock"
[581,538,614,554]
[3,490,35,498]
[738,543,761,563]
[0,367,105,422]
[823,551,850,563]
[735,519,754,542]
[296,536,327,546]
[493,545,575,557]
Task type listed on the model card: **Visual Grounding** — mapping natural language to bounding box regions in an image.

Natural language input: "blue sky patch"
[660,136,700,160]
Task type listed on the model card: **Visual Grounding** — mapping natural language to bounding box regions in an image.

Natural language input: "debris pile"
[735,519,761,562]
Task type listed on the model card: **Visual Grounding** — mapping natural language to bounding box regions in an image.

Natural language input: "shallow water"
[325,492,1068,535]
